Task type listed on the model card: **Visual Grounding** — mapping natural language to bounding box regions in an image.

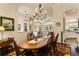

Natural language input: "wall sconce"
[56,22,61,27]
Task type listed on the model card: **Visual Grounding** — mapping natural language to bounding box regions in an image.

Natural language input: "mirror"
[63,9,79,32]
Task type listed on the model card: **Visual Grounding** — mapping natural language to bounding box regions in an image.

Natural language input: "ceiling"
[1,3,79,18]
[17,3,55,17]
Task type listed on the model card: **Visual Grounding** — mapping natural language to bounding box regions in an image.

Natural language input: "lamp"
[0,26,5,40]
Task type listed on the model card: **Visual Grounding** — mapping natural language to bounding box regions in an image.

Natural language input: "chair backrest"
[52,33,59,47]
[47,35,54,45]
[53,33,59,42]
[27,32,34,40]
[47,32,55,44]
[12,39,21,56]
[7,38,21,56]
[46,34,55,51]
[8,38,21,56]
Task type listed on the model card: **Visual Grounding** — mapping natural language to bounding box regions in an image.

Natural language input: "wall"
[0,4,28,44]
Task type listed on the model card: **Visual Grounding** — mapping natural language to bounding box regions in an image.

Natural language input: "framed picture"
[0,16,14,31]
[18,24,21,31]
[24,23,27,32]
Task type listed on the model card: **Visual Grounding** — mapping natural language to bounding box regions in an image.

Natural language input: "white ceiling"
[1,3,79,17]
[17,3,54,17]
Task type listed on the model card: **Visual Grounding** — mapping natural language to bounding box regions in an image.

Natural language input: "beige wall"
[0,4,28,44]
[1,3,79,44]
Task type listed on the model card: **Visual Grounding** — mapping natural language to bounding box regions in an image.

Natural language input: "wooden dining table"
[19,38,48,49]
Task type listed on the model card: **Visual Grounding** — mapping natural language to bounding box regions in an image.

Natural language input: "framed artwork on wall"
[24,23,27,32]
[0,16,14,31]
[18,23,28,32]
[18,24,21,31]
[56,22,61,27]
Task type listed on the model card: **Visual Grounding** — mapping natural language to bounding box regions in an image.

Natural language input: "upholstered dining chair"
[37,34,55,56]
[50,33,59,56]
[44,34,55,56]
[27,32,34,41]
[0,38,14,56]
[0,38,26,56]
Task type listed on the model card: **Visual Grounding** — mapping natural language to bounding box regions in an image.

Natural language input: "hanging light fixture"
[33,4,47,20]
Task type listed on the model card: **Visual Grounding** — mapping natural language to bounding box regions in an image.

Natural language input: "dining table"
[19,38,48,49]
[19,37,48,55]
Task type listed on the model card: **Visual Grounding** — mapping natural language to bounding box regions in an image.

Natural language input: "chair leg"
[50,51,52,56]
[53,48,57,56]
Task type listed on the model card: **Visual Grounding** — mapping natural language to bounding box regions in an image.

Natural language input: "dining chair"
[51,36,71,56]
[9,38,32,56]
[0,38,27,56]
[0,43,13,56]
[0,38,14,56]
[44,35,55,56]
[27,32,34,41]
[37,34,54,56]
[51,33,59,56]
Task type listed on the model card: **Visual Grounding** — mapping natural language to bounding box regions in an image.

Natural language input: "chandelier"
[33,4,47,20]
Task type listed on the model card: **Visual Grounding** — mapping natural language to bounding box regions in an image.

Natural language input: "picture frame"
[24,23,27,32]
[18,24,21,31]
[0,16,14,31]
[56,22,61,27]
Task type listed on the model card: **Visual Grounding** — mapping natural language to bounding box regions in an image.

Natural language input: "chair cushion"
[5,46,25,56]
[5,51,16,56]
[0,45,14,56]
